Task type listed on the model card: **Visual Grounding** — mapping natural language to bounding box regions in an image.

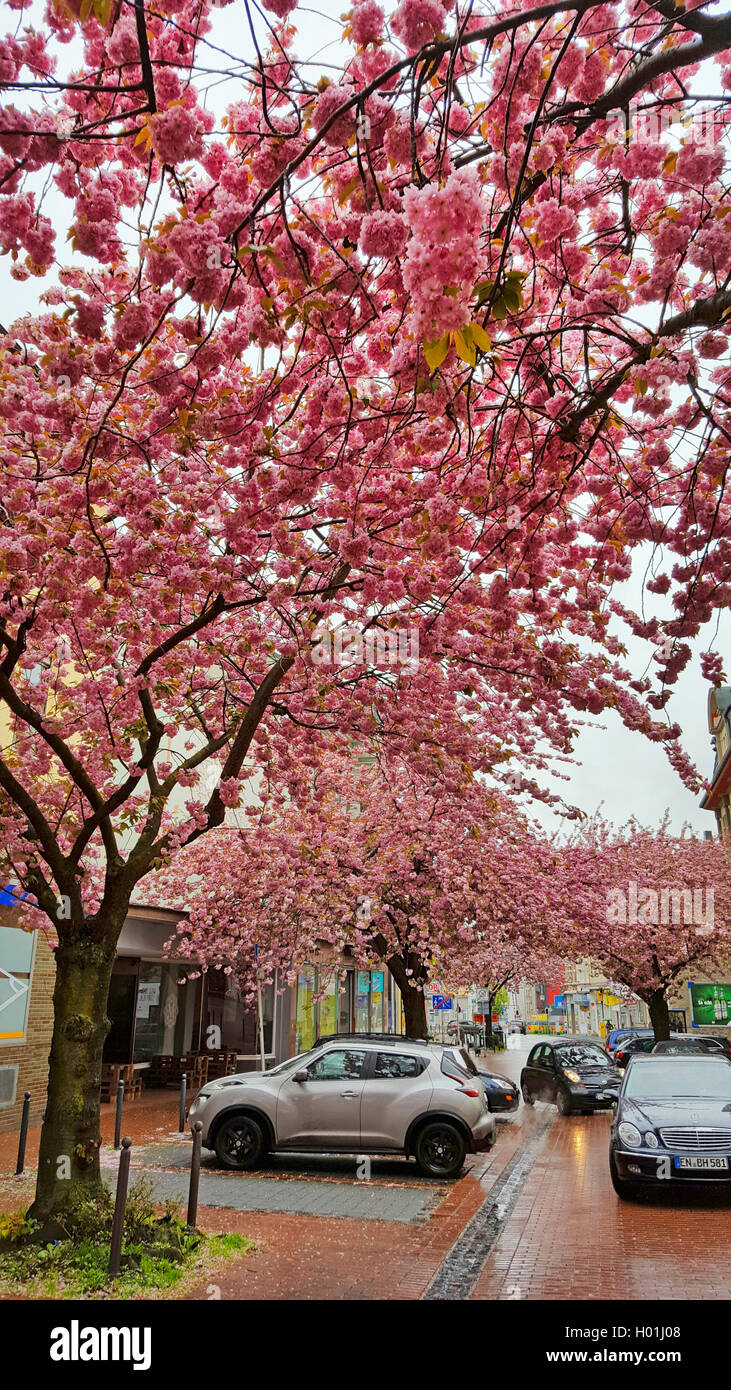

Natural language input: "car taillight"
[458,1087,481,1097]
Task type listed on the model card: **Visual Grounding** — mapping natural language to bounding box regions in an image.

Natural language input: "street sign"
[432,995,452,1010]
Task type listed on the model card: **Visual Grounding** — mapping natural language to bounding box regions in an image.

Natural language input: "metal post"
[108,1136,132,1279]
[15,1092,31,1175]
[114,1077,124,1150]
[179,1072,187,1133]
[187,1121,203,1228]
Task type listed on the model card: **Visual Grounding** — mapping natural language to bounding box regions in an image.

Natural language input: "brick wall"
[0,912,56,1134]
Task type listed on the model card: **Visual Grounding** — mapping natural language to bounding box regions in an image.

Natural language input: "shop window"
[133,962,201,1060]
[206,970,274,1056]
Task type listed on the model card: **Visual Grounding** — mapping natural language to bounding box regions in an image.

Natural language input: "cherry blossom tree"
[557,819,731,1038]
[1,0,730,1222]
[150,750,569,1037]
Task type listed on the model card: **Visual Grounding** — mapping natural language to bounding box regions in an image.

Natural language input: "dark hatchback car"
[610,1055,731,1199]
[521,1038,622,1115]
[477,1068,520,1113]
[652,1037,728,1057]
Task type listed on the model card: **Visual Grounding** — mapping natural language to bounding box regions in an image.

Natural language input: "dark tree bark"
[370,933,429,1037]
[645,987,671,1042]
[28,904,127,1228]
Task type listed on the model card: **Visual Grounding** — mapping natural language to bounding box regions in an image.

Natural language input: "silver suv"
[188,1034,496,1178]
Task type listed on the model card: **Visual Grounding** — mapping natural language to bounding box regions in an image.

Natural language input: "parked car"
[610,1055,731,1198]
[188,1034,495,1179]
[477,1068,520,1113]
[615,1033,694,1067]
[520,1038,622,1114]
[606,1028,654,1059]
[652,1036,728,1057]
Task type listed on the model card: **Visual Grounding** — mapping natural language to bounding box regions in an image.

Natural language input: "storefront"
[292,959,402,1054]
[104,904,286,1072]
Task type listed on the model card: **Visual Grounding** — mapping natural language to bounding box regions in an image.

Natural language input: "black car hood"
[479,1071,517,1088]
[571,1063,622,1084]
[621,1095,731,1128]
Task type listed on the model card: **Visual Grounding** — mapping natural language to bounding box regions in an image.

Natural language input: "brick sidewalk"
[471,1110,731,1301]
[180,1117,532,1301]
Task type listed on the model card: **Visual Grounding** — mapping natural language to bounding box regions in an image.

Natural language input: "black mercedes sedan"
[520,1038,622,1114]
[610,1055,731,1199]
[477,1068,520,1113]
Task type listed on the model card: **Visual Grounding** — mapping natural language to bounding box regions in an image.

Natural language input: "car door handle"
[340,1090,358,1098]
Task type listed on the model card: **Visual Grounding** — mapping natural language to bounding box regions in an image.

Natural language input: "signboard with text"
[689,982,731,1027]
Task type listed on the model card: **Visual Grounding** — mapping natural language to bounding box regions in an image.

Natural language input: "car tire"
[521,1084,534,1106]
[556,1086,573,1116]
[609,1152,641,1200]
[415,1121,466,1178]
[214,1114,267,1171]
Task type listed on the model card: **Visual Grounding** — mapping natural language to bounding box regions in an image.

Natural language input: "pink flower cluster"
[392,0,448,51]
[402,168,484,339]
[312,82,355,145]
[359,208,408,259]
[350,0,385,46]
[149,105,204,166]
[262,0,298,16]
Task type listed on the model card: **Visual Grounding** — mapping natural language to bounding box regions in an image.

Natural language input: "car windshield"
[263,1049,319,1077]
[625,1060,731,1099]
[556,1045,608,1067]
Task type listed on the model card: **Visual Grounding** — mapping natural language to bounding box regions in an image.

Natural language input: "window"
[0,1064,18,1107]
[0,925,35,1044]
[527,1046,541,1065]
[306,1049,366,1081]
[374,1052,426,1079]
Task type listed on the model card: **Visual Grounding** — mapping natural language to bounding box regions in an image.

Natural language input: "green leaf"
[454,326,476,367]
[474,279,495,307]
[424,334,450,372]
[470,321,491,353]
[503,285,522,313]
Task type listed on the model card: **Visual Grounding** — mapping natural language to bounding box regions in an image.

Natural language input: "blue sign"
[432,995,452,1011]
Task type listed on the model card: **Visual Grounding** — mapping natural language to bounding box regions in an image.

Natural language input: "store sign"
[0,926,34,1042]
[689,982,731,1026]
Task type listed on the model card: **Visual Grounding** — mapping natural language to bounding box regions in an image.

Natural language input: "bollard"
[15,1092,31,1175]
[187,1121,203,1228]
[108,1136,132,1280]
[179,1072,187,1133]
[114,1077,124,1150]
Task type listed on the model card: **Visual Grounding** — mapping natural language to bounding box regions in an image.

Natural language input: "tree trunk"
[646,987,671,1042]
[29,918,122,1229]
[383,950,428,1038]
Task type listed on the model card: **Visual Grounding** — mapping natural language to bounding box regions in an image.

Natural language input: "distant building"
[700,686,731,838]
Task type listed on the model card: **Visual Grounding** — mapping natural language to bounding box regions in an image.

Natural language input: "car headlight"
[645,1132,659,1149]
[563,1069,581,1084]
[618,1121,642,1148]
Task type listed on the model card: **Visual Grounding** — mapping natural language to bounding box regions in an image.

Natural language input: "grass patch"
[0,1181,254,1300]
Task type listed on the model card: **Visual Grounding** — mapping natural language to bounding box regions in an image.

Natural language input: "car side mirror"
[293,1069,308,1084]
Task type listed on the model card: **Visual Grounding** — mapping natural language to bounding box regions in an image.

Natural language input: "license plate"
[673,1156,729,1171]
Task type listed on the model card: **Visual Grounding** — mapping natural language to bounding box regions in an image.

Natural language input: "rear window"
[441,1052,469,1080]
[374,1052,427,1078]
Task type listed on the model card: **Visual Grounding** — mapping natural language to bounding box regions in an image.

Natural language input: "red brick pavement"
[471,1110,731,1301]
[181,1117,530,1301]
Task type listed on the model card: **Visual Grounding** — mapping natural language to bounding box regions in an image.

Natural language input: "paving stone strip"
[102,1165,442,1224]
[422,1109,555,1301]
